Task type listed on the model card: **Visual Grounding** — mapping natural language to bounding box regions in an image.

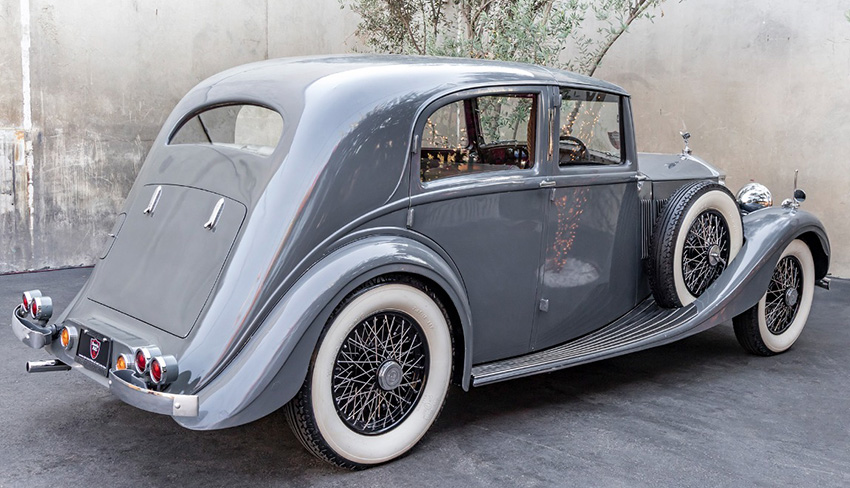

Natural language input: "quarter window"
[420,93,537,183]
[170,104,283,157]
[558,89,623,165]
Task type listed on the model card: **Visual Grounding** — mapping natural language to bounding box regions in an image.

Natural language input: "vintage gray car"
[11,55,830,468]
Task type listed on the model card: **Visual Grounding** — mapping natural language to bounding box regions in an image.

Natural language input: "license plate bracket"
[76,329,112,376]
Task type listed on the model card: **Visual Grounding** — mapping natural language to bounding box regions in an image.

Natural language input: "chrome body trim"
[10,305,54,349]
[203,198,225,230]
[109,369,199,417]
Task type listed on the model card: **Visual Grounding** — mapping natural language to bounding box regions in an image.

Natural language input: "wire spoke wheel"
[763,256,803,335]
[732,239,815,356]
[332,311,429,435]
[681,209,730,297]
[649,181,743,308]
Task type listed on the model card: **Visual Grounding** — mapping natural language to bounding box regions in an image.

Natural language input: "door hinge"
[406,208,414,228]
[539,298,549,312]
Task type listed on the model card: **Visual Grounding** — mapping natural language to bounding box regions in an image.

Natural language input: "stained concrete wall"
[596,0,850,277]
[2,0,849,277]
[0,0,359,273]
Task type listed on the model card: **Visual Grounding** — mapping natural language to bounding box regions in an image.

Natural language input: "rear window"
[170,104,283,157]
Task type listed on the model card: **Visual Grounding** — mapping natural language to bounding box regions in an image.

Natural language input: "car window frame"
[549,86,637,179]
[410,85,549,196]
[167,101,285,158]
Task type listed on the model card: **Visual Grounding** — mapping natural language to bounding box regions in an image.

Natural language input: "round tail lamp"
[59,325,77,351]
[22,290,42,313]
[115,353,133,371]
[31,296,53,320]
[150,356,178,385]
[134,348,152,374]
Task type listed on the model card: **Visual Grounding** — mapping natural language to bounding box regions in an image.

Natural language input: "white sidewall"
[673,189,744,306]
[757,239,815,353]
[311,284,452,465]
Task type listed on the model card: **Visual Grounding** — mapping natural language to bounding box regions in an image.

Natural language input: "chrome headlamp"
[736,182,772,212]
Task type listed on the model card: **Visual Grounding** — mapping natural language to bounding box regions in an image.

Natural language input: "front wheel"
[285,278,453,469]
[733,239,815,356]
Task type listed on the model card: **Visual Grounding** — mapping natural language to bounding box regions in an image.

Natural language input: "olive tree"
[341,0,672,75]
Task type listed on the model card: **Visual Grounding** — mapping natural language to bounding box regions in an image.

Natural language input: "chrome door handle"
[143,186,162,216]
[540,180,556,188]
[203,198,225,230]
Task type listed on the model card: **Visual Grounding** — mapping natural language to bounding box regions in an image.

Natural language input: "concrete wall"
[2,0,848,277]
[596,0,850,277]
[0,0,359,272]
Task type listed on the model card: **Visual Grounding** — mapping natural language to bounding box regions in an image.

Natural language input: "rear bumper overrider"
[9,305,199,418]
[11,305,56,349]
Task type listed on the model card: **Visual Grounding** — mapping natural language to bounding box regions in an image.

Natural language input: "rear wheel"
[285,278,453,469]
[733,239,815,356]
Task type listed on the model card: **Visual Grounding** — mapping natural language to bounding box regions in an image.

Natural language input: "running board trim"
[471,298,697,386]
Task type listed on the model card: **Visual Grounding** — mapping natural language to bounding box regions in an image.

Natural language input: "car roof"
[192,54,629,105]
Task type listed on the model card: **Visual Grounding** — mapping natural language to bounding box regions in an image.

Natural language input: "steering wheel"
[559,136,588,163]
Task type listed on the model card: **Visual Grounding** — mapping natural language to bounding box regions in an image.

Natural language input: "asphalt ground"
[1,268,848,487]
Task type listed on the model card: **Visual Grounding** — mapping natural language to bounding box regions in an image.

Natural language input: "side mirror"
[793,188,806,203]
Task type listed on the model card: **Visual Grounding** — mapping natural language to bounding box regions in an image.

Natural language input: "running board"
[471,298,697,386]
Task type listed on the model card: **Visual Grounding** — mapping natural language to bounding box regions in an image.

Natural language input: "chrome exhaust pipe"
[26,359,71,373]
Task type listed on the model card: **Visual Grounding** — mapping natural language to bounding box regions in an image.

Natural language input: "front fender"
[175,234,473,430]
[681,206,829,337]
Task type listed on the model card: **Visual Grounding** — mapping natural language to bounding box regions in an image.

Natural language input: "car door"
[531,87,643,351]
[408,86,550,364]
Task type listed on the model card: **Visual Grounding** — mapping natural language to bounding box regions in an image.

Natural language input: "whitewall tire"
[733,239,815,355]
[285,277,453,468]
[650,181,744,308]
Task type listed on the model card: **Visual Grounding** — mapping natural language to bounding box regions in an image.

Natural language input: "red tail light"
[149,356,178,385]
[150,358,163,383]
[135,348,149,374]
[21,290,41,313]
[30,296,53,320]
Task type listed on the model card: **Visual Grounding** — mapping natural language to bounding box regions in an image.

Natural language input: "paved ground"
[1,268,848,487]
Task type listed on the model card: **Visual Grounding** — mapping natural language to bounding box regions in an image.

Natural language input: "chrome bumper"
[10,305,55,349]
[109,369,199,417]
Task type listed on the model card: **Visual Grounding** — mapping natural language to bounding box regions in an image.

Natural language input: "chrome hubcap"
[784,287,799,307]
[708,244,722,266]
[377,360,404,391]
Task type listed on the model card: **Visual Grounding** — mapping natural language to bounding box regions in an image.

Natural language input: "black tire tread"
[284,274,454,470]
[732,305,777,356]
[648,181,738,308]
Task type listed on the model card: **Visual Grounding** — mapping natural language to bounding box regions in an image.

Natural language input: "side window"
[420,93,537,183]
[558,89,623,166]
[170,104,283,157]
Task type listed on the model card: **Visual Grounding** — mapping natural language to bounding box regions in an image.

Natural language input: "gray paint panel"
[412,189,545,363]
[533,182,642,349]
[88,185,246,337]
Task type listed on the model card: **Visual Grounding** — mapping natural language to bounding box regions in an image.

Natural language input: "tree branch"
[586,0,655,77]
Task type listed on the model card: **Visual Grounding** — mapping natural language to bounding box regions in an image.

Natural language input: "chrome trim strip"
[142,185,162,215]
[203,197,225,230]
[10,305,53,349]
[109,369,199,417]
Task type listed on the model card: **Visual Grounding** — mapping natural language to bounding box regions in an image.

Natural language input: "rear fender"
[175,234,472,430]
